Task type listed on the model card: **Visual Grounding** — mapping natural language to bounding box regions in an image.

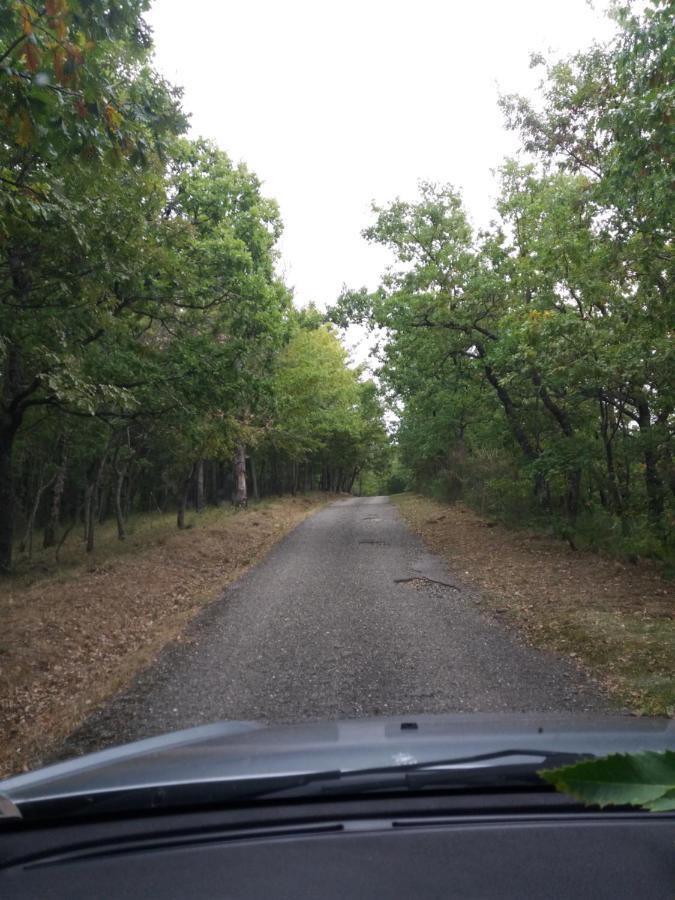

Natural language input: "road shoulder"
[393,493,675,717]
[0,495,331,777]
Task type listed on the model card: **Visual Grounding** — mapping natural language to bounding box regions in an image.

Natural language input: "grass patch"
[9,500,281,588]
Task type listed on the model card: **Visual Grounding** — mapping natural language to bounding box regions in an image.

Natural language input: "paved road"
[59,496,609,758]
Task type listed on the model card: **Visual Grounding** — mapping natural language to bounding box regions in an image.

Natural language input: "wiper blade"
[314,749,593,796]
[7,750,593,821]
[8,770,344,822]
[343,748,591,778]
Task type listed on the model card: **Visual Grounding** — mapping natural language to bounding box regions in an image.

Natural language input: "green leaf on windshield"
[644,789,675,813]
[540,750,675,810]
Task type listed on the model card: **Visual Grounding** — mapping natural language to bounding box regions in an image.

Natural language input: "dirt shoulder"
[0,495,331,777]
[393,494,674,718]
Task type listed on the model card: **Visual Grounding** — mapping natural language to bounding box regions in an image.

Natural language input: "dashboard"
[2,790,674,899]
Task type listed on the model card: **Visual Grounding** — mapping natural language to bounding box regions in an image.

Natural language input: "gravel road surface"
[59,496,609,758]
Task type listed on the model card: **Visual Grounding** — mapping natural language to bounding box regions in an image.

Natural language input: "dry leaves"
[394,494,675,717]
[0,496,329,777]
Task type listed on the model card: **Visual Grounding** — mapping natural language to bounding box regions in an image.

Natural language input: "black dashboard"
[2,790,674,899]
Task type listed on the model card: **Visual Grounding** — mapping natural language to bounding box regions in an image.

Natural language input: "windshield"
[0,0,672,811]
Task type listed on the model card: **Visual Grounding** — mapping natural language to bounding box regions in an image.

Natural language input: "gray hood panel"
[2,713,673,810]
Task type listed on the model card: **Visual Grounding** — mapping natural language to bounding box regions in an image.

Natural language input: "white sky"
[147,0,615,318]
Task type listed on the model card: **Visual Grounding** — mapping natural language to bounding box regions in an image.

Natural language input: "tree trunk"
[177,488,188,529]
[195,458,205,512]
[43,438,67,548]
[533,472,551,510]
[85,453,108,553]
[347,466,358,493]
[234,442,248,508]
[125,468,136,518]
[599,399,627,532]
[2,254,45,571]
[637,400,665,539]
[481,361,537,462]
[97,476,109,524]
[0,343,25,573]
[84,481,95,551]
[655,406,675,500]
[23,469,54,559]
[177,465,194,529]
[114,465,127,540]
[272,451,282,496]
[0,427,16,573]
[211,460,218,506]
[55,516,77,564]
[532,371,581,525]
[565,468,582,524]
[250,454,260,501]
[602,425,623,514]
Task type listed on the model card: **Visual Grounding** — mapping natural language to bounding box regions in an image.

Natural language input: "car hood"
[1,713,673,818]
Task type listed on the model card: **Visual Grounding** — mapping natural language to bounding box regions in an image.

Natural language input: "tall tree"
[0,0,185,570]
[333,2,672,556]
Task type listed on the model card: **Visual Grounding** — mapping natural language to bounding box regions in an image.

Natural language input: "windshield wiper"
[1,771,344,823]
[311,749,592,797]
[4,749,592,822]
[342,748,588,777]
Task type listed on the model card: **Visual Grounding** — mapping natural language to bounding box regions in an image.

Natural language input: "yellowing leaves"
[46,0,68,39]
[16,109,34,147]
[53,46,65,82]
[45,0,67,16]
[52,16,67,41]
[20,3,33,34]
[104,104,123,131]
[64,42,83,65]
[17,2,41,73]
[24,37,40,72]
[13,0,72,80]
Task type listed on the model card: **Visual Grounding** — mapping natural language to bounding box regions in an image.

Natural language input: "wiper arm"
[313,749,593,796]
[7,750,592,821]
[7,770,345,822]
[342,748,591,778]
[228,750,593,802]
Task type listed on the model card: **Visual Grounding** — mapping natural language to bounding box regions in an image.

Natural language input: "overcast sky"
[147,1,615,314]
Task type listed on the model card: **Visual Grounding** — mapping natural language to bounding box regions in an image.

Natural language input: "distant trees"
[334,0,673,557]
[259,324,390,495]
[0,2,388,572]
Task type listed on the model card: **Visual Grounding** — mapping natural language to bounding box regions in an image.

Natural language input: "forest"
[334,0,673,561]
[1,0,672,576]
[0,1,389,573]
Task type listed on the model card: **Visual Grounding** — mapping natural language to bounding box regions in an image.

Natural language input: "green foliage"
[257,323,389,493]
[0,2,388,571]
[540,750,675,812]
[333,1,673,561]
[271,326,360,456]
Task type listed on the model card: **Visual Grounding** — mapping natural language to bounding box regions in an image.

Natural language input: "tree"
[333,1,672,556]
[256,323,389,495]
[0,0,185,570]
[500,0,673,539]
